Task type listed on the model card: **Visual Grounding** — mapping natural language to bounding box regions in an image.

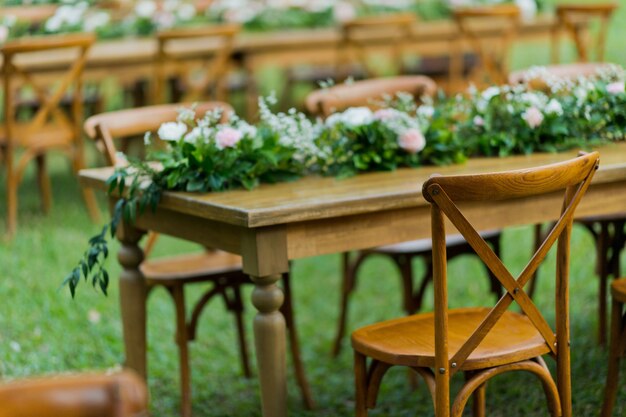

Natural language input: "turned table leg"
[250,274,288,417]
[117,224,148,379]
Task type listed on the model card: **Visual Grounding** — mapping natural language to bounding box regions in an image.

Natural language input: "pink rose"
[398,129,426,154]
[607,82,625,95]
[215,127,243,149]
[373,109,396,121]
[473,115,484,127]
[522,106,544,129]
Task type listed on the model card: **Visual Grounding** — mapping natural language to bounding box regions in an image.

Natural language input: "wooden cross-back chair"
[339,13,416,81]
[352,152,599,417]
[602,276,626,416]
[452,5,521,88]
[552,3,618,64]
[305,76,503,357]
[0,371,148,417]
[305,75,438,117]
[509,63,625,345]
[1,33,100,237]
[83,102,314,417]
[154,24,240,104]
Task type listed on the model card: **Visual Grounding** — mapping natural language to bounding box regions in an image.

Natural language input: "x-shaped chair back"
[2,33,94,151]
[154,24,240,104]
[423,152,599,383]
[551,3,618,64]
[452,5,520,86]
[339,13,415,80]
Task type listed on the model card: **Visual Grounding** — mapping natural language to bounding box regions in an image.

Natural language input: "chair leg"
[528,223,544,299]
[71,149,101,223]
[281,272,315,409]
[601,298,625,417]
[395,255,415,315]
[354,350,368,417]
[598,223,610,346]
[35,154,52,215]
[333,252,359,357]
[229,283,252,378]
[472,384,486,417]
[486,234,503,299]
[6,173,18,237]
[171,285,192,417]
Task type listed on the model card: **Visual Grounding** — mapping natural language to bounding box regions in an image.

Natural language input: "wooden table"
[10,15,561,112]
[79,142,626,417]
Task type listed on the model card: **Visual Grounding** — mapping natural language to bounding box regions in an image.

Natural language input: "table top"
[79,142,626,229]
[8,15,557,72]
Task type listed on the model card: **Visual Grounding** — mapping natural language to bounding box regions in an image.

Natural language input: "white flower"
[473,115,485,127]
[177,3,196,21]
[135,0,157,18]
[9,341,21,353]
[158,122,188,141]
[184,127,204,144]
[339,107,374,128]
[45,16,63,32]
[481,86,500,101]
[545,99,563,116]
[417,105,435,119]
[334,2,357,22]
[515,0,537,21]
[83,11,110,32]
[0,25,9,44]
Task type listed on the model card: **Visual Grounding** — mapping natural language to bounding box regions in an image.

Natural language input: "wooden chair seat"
[352,307,549,370]
[140,251,243,285]
[0,122,74,149]
[610,278,626,304]
[375,230,500,254]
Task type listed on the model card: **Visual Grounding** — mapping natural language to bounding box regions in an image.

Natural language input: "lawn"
[3,3,626,416]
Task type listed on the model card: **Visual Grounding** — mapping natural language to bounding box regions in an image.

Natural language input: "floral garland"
[0,0,541,44]
[63,65,626,296]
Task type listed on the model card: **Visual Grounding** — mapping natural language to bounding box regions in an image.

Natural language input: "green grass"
[4,6,626,415]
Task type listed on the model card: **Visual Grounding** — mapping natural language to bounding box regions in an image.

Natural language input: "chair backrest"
[339,13,416,80]
[508,62,614,87]
[423,152,598,382]
[452,5,521,86]
[305,75,437,118]
[0,5,57,24]
[154,24,240,104]
[551,3,618,64]
[1,33,95,148]
[84,101,233,166]
[0,371,148,417]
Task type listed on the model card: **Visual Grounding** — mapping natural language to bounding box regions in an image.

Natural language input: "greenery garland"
[63,65,626,297]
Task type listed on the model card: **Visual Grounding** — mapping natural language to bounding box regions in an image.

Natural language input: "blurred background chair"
[154,24,240,105]
[283,13,415,110]
[601,276,626,417]
[0,370,148,417]
[1,33,100,238]
[352,152,598,417]
[83,102,314,417]
[306,76,503,357]
[451,4,521,89]
[551,2,618,65]
[510,15,625,343]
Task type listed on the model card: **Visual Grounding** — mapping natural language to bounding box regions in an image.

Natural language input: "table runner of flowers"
[63,64,626,296]
[0,0,543,43]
